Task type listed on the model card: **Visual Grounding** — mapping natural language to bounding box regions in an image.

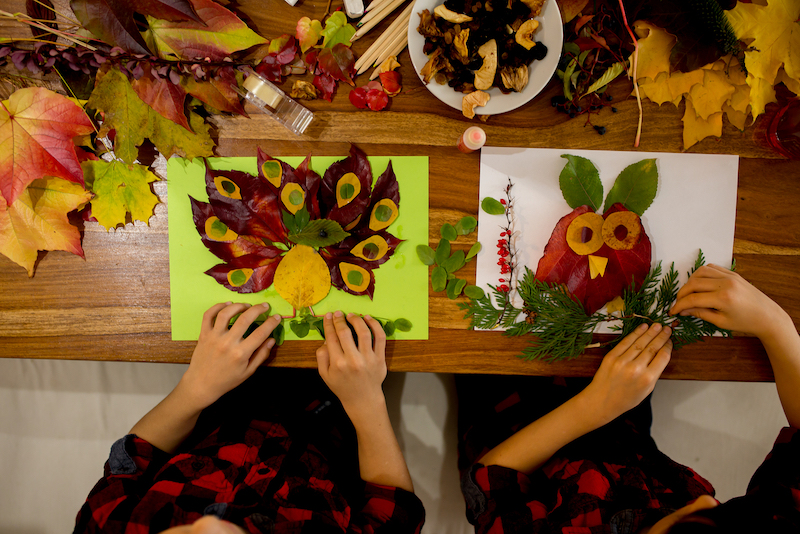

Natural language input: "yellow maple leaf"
[689,70,736,120]
[726,0,800,117]
[632,21,676,82]
[683,99,723,149]
[273,244,331,310]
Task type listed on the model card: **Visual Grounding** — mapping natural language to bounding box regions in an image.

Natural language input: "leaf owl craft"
[535,155,658,315]
[190,145,403,311]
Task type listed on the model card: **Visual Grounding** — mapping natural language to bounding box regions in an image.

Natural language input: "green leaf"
[446,278,467,299]
[603,159,659,215]
[416,244,435,265]
[466,242,482,260]
[447,272,456,280]
[288,219,350,248]
[395,318,412,332]
[282,210,298,234]
[584,62,625,96]
[455,216,477,235]
[563,57,578,101]
[309,316,325,337]
[272,322,285,346]
[295,206,310,231]
[431,266,447,292]
[382,319,396,336]
[441,223,458,241]
[290,320,310,338]
[434,238,450,265]
[464,285,485,299]
[320,11,355,48]
[564,42,580,57]
[271,241,290,251]
[559,154,603,211]
[442,249,466,273]
[481,197,505,215]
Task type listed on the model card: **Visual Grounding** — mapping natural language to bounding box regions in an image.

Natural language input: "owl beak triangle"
[588,255,608,279]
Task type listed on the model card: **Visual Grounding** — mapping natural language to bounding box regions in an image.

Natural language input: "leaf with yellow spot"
[261,160,282,189]
[273,244,331,309]
[351,235,389,261]
[336,172,361,207]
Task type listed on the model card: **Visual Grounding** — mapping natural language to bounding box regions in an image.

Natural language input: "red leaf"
[317,44,356,86]
[182,66,245,115]
[70,0,200,55]
[0,88,94,205]
[206,252,283,293]
[535,204,651,315]
[323,254,376,299]
[349,87,368,109]
[313,73,336,102]
[190,197,274,260]
[366,89,388,111]
[130,63,190,130]
[379,71,402,96]
[319,145,372,227]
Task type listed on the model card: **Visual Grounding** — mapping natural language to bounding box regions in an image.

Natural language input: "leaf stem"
[616,0,642,147]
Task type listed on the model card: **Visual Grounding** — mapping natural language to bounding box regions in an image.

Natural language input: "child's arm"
[315,311,414,492]
[129,302,281,453]
[670,264,800,428]
[479,322,673,473]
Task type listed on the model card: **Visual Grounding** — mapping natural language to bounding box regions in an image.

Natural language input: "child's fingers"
[620,323,664,362]
[347,314,372,352]
[315,343,331,379]
[332,311,359,356]
[202,302,231,332]
[322,312,344,357]
[670,291,721,316]
[609,323,650,357]
[240,313,282,355]
[647,339,672,377]
[214,303,251,332]
[246,337,276,374]
[364,315,386,355]
[229,302,271,340]
[634,325,672,365]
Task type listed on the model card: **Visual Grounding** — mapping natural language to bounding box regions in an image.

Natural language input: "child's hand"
[583,322,672,425]
[182,302,281,409]
[669,264,787,339]
[315,311,387,418]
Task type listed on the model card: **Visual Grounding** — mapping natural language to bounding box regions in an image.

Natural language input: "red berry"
[500,199,506,205]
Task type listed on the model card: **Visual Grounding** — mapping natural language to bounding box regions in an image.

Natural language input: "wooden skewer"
[358,0,403,27]
[352,0,407,40]
[365,0,393,14]
[354,3,413,72]
[369,34,408,80]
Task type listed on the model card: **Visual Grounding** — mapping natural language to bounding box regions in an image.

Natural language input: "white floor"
[0,359,787,534]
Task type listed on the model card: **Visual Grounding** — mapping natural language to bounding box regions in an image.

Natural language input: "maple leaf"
[0,178,92,276]
[726,0,800,117]
[0,88,94,205]
[88,66,214,165]
[130,63,189,130]
[633,21,675,82]
[70,0,200,55]
[145,0,267,61]
[82,160,160,230]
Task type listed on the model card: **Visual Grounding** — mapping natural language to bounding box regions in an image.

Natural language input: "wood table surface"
[0,0,798,381]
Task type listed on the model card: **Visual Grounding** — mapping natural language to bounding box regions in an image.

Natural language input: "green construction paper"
[168,155,429,341]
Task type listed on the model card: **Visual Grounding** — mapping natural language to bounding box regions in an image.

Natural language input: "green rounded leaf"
[290,320,310,338]
[442,249,466,273]
[466,242,482,260]
[271,323,285,346]
[446,278,467,299]
[603,158,659,215]
[382,319,396,337]
[416,244,435,265]
[455,216,477,235]
[464,285,485,299]
[559,154,602,211]
[288,219,349,248]
[441,223,458,241]
[481,197,506,215]
[434,238,450,266]
[431,266,447,292]
[395,318,412,332]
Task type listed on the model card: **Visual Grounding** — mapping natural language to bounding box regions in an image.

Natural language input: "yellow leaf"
[723,103,748,131]
[728,81,751,115]
[0,178,91,276]
[689,70,736,120]
[632,21,676,82]
[667,70,705,100]
[606,296,625,315]
[682,99,722,149]
[726,0,800,117]
[639,72,681,106]
[273,244,331,309]
[776,68,800,96]
[82,160,160,230]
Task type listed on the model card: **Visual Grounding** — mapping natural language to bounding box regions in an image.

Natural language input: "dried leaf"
[82,160,160,229]
[632,21,676,82]
[0,88,94,205]
[207,251,283,293]
[182,66,245,115]
[317,44,356,87]
[682,98,722,149]
[130,63,189,130]
[274,244,331,309]
[145,0,267,60]
[0,178,91,276]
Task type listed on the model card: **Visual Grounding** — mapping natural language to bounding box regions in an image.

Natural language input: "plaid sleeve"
[463,464,547,534]
[73,434,172,534]
[351,482,425,534]
[747,427,800,500]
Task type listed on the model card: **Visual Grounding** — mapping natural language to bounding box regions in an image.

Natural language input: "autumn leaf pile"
[632,0,800,149]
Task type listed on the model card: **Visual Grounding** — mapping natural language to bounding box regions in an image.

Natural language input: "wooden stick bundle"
[352,0,408,41]
[354,2,413,74]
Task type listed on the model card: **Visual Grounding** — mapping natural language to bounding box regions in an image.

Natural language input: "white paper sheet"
[476,147,739,331]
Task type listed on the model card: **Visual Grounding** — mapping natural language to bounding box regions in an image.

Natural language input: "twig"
[616,0,641,147]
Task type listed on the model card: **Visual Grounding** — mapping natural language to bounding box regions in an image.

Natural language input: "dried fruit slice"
[602,210,642,250]
[566,212,604,255]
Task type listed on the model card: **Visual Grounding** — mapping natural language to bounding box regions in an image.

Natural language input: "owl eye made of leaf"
[337,173,361,207]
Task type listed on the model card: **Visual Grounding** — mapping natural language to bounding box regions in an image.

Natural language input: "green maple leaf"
[82,160,160,229]
[87,66,214,165]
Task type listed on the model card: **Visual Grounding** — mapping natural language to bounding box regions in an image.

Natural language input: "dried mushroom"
[417,9,442,37]
[420,48,453,84]
[290,80,318,100]
[501,64,528,92]
[454,29,470,62]
[434,4,474,23]
[515,19,539,50]
[474,39,498,91]
[462,90,490,118]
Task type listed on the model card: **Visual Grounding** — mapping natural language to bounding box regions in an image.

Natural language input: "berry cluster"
[494,185,515,294]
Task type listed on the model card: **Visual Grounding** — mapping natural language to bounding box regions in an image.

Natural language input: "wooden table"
[0,0,797,381]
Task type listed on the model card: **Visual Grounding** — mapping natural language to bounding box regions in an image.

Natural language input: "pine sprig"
[459,284,521,330]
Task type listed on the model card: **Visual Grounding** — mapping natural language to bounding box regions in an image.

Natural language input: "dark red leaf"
[190,196,277,260]
[366,89,388,111]
[349,87,368,109]
[323,255,375,299]
[313,73,336,102]
[130,63,190,130]
[379,71,402,96]
[319,144,372,227]
[26,0,58,42]
[317,43,356,86]
[206,252,283,293]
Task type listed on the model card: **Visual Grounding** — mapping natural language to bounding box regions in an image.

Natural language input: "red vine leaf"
[317,44,356,87]
[130,63,190,130]
[313,73,337,102]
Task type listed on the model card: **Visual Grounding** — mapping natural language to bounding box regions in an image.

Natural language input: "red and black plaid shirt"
[74,418,424,533]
